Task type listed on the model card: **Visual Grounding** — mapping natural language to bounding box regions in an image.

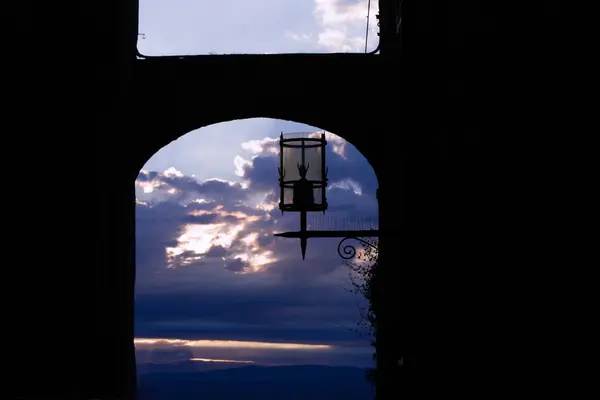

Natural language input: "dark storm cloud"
[240,155,279,192]
[135,133,378,358]
[134,237,370,347]
[136,280,358,324]
[135,345,195,365]
[264,191,279,203]
[181,212,242,225]
[136,170,160,182]
[134,283,366,345]
[205,245,227,258]
[324,143,379,199]
[223,257,249,273]
[136,201,187,274]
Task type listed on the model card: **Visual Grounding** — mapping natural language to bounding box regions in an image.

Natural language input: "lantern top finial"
[297,163,309,178]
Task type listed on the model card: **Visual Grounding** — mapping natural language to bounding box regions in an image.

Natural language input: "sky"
[138,0,380,55]
[135,118,379,371]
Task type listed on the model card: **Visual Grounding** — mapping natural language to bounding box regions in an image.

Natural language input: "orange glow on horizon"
[190,358,255,363]
[134,338,333,350]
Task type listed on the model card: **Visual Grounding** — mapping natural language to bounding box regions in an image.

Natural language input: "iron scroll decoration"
[337,237,379,260]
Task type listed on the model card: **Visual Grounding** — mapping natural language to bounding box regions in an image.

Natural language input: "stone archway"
[98,55,398,400]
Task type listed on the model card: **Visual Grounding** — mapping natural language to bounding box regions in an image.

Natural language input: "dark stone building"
[11,1,563,399]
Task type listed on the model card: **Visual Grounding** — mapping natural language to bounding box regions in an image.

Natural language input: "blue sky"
[138,0,379,55]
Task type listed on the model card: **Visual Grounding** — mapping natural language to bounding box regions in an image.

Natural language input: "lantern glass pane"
[283,187,294,205]
[281,145,303,182]
[303,145,323,182]
[279,133,327,211]
[313,187,324,206]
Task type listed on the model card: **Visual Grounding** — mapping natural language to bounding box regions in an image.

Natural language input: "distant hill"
[137,359,241,375]
[137,364,374,400]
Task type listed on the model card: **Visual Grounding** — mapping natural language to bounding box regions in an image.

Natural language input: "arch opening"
[134,118,379,399]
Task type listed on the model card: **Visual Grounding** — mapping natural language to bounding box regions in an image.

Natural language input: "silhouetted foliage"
[346,238,379,385]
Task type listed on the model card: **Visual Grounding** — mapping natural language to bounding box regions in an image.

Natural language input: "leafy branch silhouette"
[343,238,379,386]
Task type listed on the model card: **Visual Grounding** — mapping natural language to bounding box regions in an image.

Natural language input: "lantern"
[278,132,328,213]
[274,132,380,262]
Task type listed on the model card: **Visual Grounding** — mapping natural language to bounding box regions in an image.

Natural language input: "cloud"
[137,168,247,206]
[138,0,379,55]
[135,129,378,367]
[134,338,372,368]
[313,0,379,52]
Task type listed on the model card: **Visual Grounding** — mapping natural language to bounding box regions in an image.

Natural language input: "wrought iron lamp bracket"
[337,236,379,260]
